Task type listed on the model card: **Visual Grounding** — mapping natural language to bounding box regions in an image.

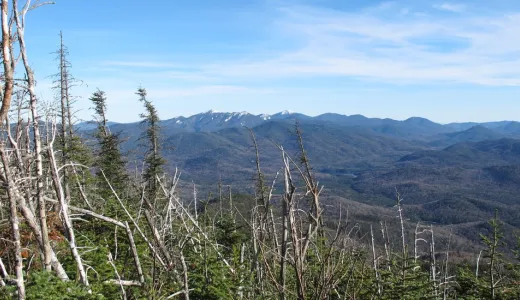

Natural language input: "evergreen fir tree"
[137,87,165,207]
[90,89,128,204]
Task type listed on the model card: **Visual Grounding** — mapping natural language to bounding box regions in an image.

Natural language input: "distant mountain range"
[76,111,520,249]
[77,110,520,142]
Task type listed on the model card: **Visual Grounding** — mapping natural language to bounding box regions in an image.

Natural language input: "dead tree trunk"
[47,129,88,286]
[0,145,26,299]
[0,0,14,123]
[279,150,293,300]
[124,222,145,284]
[12,0,53,272]
[58,31,71,203]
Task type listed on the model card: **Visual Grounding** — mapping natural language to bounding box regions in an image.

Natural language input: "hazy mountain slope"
[351,138,520,245]
[428,125,504,147]
[149,121,427,184]
[446,120,520,136]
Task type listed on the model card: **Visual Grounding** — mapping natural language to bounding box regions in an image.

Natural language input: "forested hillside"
[81,114,520,250]
[0,1,519,300]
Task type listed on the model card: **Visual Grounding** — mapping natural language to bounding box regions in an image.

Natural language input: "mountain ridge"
[77,111,520,141]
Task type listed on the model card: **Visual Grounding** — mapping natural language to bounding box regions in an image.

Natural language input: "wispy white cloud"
[192,3,520,86]
[92,2,520,88]
[433,3,467,13]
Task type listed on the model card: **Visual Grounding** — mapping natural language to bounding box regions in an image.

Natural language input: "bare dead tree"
[0,0,14,123]
[295,123,323,237]
[371,224,381,297]
[279,149,293,299]
[443,233,452,300]
[430,225,439,298]
[12,0,54,272]
[275,140,325,300]
[55,31,72,203]
[179,242,190,300]
[380,221,391,272]
[107,250,127,299]
[476,250,482,278]
[47,122,89,286]
[124,221,145,285]
[0,145,26,299]
[101,169,167,268]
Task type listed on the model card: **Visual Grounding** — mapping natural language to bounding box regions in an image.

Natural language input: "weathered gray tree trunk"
[125,222,145,284]
[0,0,13,123]
[58,31,72,203]
[1,146,26,299]
[48,134,89,286]
[12,0,53,272]
[279,152,291,300]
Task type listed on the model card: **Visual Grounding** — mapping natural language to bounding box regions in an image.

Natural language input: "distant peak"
[405,116,432,123]
[276,110,293,115]
[232,111,249,117]
[348,114,368,119]
[206,109,220,114]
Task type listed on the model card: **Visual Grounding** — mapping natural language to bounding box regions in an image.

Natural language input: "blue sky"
[23,0,520,123]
